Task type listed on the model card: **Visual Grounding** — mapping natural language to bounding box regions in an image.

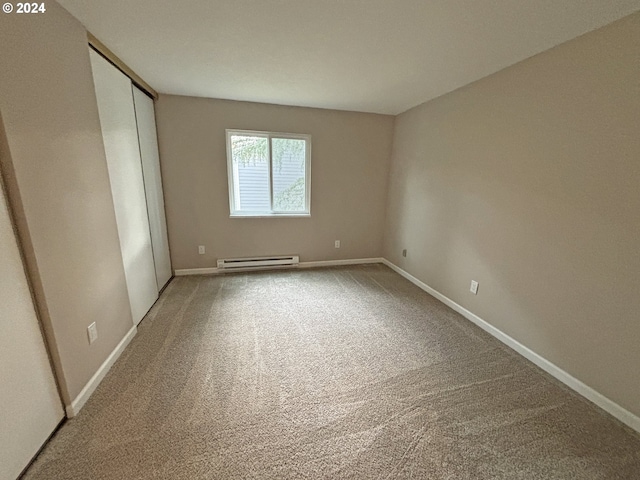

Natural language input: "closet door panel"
[90,50,158,324]
[0,177,63,480]
[133,87,172,290]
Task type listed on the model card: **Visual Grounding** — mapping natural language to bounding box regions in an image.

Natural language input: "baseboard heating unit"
[216,255,300,271]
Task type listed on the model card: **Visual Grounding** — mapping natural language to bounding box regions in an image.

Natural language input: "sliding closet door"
[132,87,172,290]
[90,50,158,325]
[0,177,63,479]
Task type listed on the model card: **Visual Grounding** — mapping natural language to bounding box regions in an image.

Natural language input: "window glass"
[226,130,310,217]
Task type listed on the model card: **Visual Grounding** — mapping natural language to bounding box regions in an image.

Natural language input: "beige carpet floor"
[24,265,640,479]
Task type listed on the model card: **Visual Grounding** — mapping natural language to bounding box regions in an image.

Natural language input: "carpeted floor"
[24,265,640,479]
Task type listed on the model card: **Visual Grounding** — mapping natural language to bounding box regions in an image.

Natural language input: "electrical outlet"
[402,249,407,257]
[335,240,340,248]
[198,245,205,255]
[87,322,98,344]
[470,280,479,295]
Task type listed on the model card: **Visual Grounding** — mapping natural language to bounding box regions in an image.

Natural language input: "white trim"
[298,258,384,268]
[229,213,311,218]
[232,159,241,212]
[268,135,274,210]
[381,259,640,434]
[174,257,384,276]
[176,265,301,275]
[175,267,220,276]
[65,326,137,418]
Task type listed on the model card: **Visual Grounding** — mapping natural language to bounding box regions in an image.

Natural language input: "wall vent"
[216,255,299,271]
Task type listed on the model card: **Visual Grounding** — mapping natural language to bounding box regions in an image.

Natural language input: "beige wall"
[384,13,640,417]
[156,96,394,269]
[0,3,133,404]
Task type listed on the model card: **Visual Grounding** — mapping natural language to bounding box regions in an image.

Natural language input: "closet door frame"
[0,163,64,479]
[132,86,172,291]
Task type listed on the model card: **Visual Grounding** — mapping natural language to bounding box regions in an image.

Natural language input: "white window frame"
[225,129,311,218]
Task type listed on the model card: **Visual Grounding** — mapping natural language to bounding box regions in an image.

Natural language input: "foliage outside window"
[226,130,311,217]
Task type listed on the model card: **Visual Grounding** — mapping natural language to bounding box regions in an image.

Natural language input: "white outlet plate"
[87,322,98,344]
[470,280,479,295]
[335,240,340,248]
[198,245,205,254]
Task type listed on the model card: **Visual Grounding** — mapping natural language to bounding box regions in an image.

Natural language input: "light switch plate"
[87,322,98,344]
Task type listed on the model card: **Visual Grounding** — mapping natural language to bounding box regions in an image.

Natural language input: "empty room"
[1,1,639,478]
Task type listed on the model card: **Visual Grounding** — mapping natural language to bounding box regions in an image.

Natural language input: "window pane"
[230,135,270,212]
[272,138,306,212]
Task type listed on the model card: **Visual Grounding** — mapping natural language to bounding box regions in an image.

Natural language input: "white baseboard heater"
[216,255,300,271]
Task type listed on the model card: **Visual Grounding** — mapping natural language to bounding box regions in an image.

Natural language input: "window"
[226,129,311,217]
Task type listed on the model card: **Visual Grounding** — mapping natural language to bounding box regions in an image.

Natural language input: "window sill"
[229,213,311,219]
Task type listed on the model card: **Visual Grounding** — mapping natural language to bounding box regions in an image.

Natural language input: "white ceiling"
[58,0,640,115]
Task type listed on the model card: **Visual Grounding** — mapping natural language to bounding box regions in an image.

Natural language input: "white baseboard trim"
[175,258,384,276]
[299,257,384,268]
[175,267,220,276]
[65,325,137,418]
[381,258,640,434]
